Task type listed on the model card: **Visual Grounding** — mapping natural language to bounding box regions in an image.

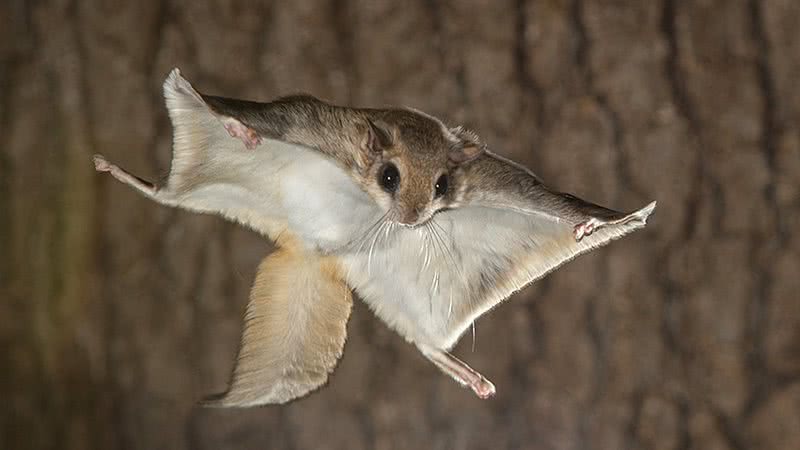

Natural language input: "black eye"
[435,174,448,198]
[379,163,400,194]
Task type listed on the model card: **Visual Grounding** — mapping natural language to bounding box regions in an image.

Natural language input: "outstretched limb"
[419,344,496,399]
[573,202,657,241]
[93,154,181,209]
[94,154,158,198]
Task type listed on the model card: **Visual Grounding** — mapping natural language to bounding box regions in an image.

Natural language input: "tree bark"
[2,1,799,449]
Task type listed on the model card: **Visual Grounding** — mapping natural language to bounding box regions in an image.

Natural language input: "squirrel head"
[358,109,484,226]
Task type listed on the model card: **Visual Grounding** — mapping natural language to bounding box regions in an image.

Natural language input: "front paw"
[222,118,262,150]
[573,218,604,241]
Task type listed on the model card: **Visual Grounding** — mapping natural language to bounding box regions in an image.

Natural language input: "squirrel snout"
[402,210,420,225]
[400,203,428,226]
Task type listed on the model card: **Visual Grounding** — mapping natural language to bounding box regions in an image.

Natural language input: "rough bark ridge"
[2,1,799,449]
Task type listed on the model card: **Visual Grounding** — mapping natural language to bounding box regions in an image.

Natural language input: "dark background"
[2,1,799,449]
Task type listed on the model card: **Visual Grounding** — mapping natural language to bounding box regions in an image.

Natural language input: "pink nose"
[402,210,420,225]
[401,204,428,225]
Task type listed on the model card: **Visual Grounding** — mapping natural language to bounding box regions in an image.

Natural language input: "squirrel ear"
[365,118,394,153]
[449,144,484,165]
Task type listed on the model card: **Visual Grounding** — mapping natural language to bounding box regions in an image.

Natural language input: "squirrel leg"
[93,154,159,197]
[419,345,496,399]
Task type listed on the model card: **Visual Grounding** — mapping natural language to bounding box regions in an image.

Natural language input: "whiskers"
[340,210,397,281]
[422,217,468,321]
[338,209,470,327]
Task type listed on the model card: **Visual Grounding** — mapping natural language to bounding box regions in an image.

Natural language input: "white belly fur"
[340,217,485,350]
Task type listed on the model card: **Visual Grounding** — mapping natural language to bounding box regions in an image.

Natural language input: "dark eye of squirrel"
[435,174,448,198]
[379,163,400,194]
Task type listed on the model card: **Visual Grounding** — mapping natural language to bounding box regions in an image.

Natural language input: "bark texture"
[2,1,799,449]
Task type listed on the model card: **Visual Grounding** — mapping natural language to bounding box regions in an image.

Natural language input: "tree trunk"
[2,1,799,449]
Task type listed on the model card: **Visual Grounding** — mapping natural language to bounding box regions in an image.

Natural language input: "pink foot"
[470,375,496,399]
[420,345,497,400]
[574,218,604,241]
[223,118,262,150]
[93,154,112,172]
[92,154,157,196]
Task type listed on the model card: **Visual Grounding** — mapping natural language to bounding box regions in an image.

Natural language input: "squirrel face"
[360,109,483,226]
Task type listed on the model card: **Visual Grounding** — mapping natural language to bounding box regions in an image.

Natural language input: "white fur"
[156,69,379,251]
[99,69,657,405]
[341,202,656,350]
[125,69,656,354]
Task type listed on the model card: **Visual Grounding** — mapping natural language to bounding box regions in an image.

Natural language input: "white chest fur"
[338,211,505,350]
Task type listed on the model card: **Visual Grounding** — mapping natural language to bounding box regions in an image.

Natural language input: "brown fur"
[96,69,655,405]
[202,93,485,226]
[204,236,352,406]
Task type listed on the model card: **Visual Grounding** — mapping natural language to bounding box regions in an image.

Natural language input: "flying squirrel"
[94,69,656,406]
